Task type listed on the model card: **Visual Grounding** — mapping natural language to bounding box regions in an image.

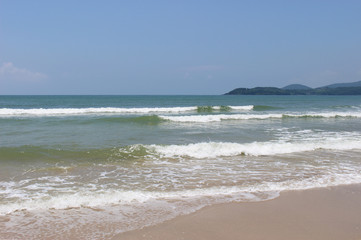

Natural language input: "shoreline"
[114,184,361,240]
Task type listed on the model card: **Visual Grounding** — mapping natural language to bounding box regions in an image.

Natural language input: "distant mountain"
[225,87,361,95]
[226,87,290,95]
[225,80,361,95]
[282,84,312,90]
[321,80,361,88]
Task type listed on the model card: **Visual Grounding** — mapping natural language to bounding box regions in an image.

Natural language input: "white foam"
[0,107,196,116]
[149,138,361,158]
[0,105,253,117]
[160,112,361,122]
[286,112,361,118]
[229,105,254,110]
[160,114,283,122]
[217,105,254,111]
[1,172,361,215]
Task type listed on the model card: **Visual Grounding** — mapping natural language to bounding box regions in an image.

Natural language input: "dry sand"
[114,184,361,240]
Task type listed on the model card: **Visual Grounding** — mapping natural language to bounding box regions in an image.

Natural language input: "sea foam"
[0,105,253,117]
[1,172,361,215]
[148,137,361,158]
[160,112,361,122]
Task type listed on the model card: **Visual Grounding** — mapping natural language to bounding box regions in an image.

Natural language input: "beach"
[2,0,361,239]
[116,184,361,240]
[1,95,361,239]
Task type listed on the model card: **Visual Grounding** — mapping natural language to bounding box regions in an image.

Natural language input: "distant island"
[225,81,361,95]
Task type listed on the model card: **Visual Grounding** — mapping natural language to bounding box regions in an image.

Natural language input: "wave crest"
[160,112,361,122]
[0,105,254,117]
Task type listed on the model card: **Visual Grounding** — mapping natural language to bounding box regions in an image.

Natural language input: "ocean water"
[1,95,361,239]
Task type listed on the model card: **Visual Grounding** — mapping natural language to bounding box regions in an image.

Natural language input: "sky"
[1,0,361,95]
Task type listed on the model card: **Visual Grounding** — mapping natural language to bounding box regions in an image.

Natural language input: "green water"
[1,95,361,239]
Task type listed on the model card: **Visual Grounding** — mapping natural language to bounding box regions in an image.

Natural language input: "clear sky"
[1,0,361,95]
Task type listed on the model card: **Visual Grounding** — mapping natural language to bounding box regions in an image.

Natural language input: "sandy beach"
[2,96,361,240]
[115,184,361,240]
[2,0,361,238]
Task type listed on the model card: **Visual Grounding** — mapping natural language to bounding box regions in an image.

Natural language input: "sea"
[1,95,361,239]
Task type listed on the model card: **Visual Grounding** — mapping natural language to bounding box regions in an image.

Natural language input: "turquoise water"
[1,95,361,239]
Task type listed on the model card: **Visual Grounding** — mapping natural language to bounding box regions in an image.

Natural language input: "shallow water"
[1,95,361,239]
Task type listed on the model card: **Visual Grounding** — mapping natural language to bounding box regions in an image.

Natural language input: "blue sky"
[1,0,361,94]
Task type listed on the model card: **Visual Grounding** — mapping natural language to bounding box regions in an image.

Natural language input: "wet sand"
[114,184,361,240]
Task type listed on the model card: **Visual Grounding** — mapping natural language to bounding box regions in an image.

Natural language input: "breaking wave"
[2,133,360,162]
[160,112,361,122]
[0,105,254,117]
[150,138,361,158]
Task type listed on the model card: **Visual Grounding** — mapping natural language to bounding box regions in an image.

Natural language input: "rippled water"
[1,95,361,239]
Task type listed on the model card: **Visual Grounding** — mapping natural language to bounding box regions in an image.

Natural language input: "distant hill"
[282,84,312,90]
[225,80,361,95]
[322,80,361,88]
[226,87,290,95]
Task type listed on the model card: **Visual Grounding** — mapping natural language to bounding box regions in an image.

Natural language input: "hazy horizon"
[1,79,361,96]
